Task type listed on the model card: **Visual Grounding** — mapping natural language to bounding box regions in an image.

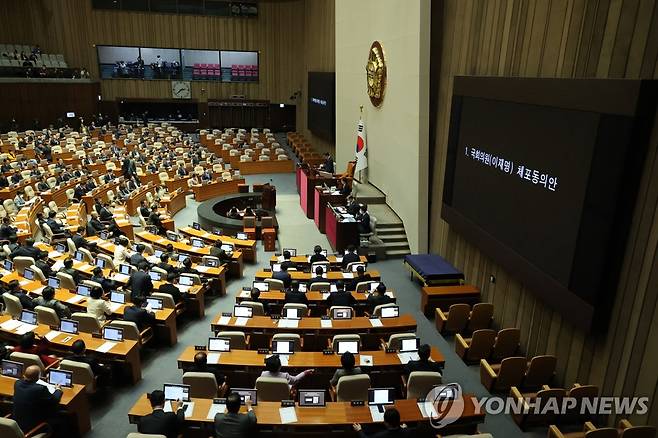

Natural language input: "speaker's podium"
[297,161,355,219]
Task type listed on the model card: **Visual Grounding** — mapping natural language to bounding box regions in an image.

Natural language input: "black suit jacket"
[358,212,371,234]
[214,411,257,438]
[309,253,328,264]
[129,253,148,267]
[138,408,184,438]
[341,252,360,269]
[280,260,296,271]
[347,274,372,291]
[127,271,153,298]
[159,283,184,303]
[123,305,156,330]
[10,245,47,260]
[0,223,17,239]
[327,291,356,308]
[71,234,89,249]
[13,379,63,432]
[272,271,292,288]
[404,359,443,376]
[285,291,308,305]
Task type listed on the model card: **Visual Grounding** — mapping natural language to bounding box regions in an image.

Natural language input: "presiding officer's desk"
[176,345,444,389]
[0,375,91,435]
[128,396,484,436]
[0,314,142,384]
[211,314,416,351]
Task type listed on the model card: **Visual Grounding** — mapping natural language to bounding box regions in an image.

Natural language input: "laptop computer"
[252,281,269,292]
[336,340,359,354]
[148,271,162,281]
[208,337,231,352]
[55,242,67,253]
[99,230,109,240]
[331,307,353,320]
[23,268,35,281]
[3,260,13,271]
[283,308,301,320]
[47,277,60,289]
[299,389,326,407]
[190,238,204,248]
[232,388,257,405]
[163,383,191,402]
[76,284,92,297]
[94,258,106,269]
[1,359,23,378]
[272,340,295,355]
[102,326,123,342]
[48,369,73,388]
[20,309,37,325]
[220,244,234,253]
[233,305,253,318]
[192,222,201,231]
[282,248,297,257]
[236,232,248,240]
[400,338,420,352]
[59,319,79,334]
[379,306,400,318]
[119,264,132,275]
[74,250,85,262]
[204,258,218,267]
[368,388,395,412]
[179,275,194,286]
[110,291,125,304]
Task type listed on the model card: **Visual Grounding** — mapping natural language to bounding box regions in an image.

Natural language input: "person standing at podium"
[320,152,334,174]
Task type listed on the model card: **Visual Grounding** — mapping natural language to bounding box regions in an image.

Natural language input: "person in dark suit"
[36,177,50,192]
[129,244,149,267]
[309,245,328,264]
[46,211,67,235]
[127,262,154,299]
[403,344,442,376]
[123,296,156,330]
[327,281,356,308]
[272,263,292,288]
[157,253,178,276]
[249,288,269,314]
[213,391,257,438]
[367,283,394,312]
[347,265,372,291]
[35,251,54,279]
[139,200,151,219]
[68,339,111,384]
[176,164,188,177]
[85,177,96,192]
[91,267,118,293]
[341,245,360,270]
[10,238,47,260]
[138,389,185,438]
[346,196,361,217]
[309,266,326,284]
[13,365,64,435]
[285,282,308,305]
[73,182,86,201]
[357,204,371,234]
[159,273,185,304]
[190,351,227,391]
[320,152,334,174]
[59,257,81,285]
[4,279,34,310]
[71,226,96,251]
[98,202,113,221]
[280,250,296,271]
[353,408,409,438]
[179,257,199,275]
[0,217,17,239]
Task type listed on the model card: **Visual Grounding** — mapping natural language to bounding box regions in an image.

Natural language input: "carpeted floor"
[89,165,543,438]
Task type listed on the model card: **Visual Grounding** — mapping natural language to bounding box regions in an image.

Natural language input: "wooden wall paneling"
[430,0,658,425]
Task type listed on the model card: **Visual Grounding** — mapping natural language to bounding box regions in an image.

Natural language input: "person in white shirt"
[86,286,112,322]
[260,354,313,389]
[113,236,131,267]
[13,191,26,209]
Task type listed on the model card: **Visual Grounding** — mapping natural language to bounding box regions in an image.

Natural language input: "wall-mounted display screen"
[97,46,258,82]
[307,71,335,141]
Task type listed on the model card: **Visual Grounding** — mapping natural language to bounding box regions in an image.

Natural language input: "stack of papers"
[207,353,221,364]
[279,406,297,424]
[18,279,31,286]
[97,341,117,353]
[36,379,57,394]
[369,318,383,327]
[66,295,85,304]
[218,316,231,325]
[360,355,374,366]
[109,302,122,312]
[369,406,385,422]
[417,401,438,418]
[51,261,65,271]
[206,403,226,419]
[45,330,62,341]
[164,402,195,418]
[16,323,38,335]
[0,319,22,331]
[111,273,130,282]
[278,319,299,328]
[342,273,354,279]
[196,265,211,273]
[397,352,420,364]
[234,317,249,326]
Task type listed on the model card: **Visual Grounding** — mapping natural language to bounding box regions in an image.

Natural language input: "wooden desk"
[211,314,416,351]
[14,198,43,243]
[161,189,187,216]
[135,231,242,280]
[268,254,367,270]
[236,159,294,175]
[128,395,484,435]
[0,375,91,435]
[298,167,336,219]
[421,285,481,316]
[0,314,142,384]
[176,345,443,389]
[82,178,122,211]
[179,226,257,263]
[165,176,191,194]
[254,270,380,282]
[0,177,35,201]
[41,177,80,207]
[314,187,347,233]
[326,205,359,253]
[125,183,153,215]
[192,179,242,202]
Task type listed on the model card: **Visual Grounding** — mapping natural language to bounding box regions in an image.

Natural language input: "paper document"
[97,341,117,353]
[45,330,62,341]
[164,402,195,418]
[322,293,330,300]
[196,265,211,273]
[330,284,337,293]
[108,302,122,312]
[33,286,45,295]
[239,290,251,298]
[320,319,332,328]
[234,317,248,326]
[417,401,438,418]
[369,406,385,422]
[335,256,343,263]
[279,406,298,424]
[206,403,226,419]
[18,279,31,287]
[278,319,298,328]
[36,379,57,394]
[278,355,290,366]
[397,352,420,364]
[66,295,85,304]
[207,353,221,364]
[48,251,61,258]
[369,318,383,327]
[15,323,37,335]
[111,273,129,282]
[51,261,65,271]
[360,355,373,366]
[0,319,22,331]
[218,316,231,325]
[342,272,354,279]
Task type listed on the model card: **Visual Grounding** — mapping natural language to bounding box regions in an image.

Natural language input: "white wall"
[335,0,430,253]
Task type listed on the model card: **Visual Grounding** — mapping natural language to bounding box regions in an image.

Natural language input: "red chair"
[193,69,200,79]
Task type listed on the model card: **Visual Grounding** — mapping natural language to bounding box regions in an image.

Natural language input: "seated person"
[87,211,106,236]
[6,234,20,254]
[330,351,363,386]
[280,250,296,271]
[157,253,178,276]
[179,257,199,275]
[12,365,64,436]
[341,245,360,270]
[249,288,269,314]
[404,344,442,375]
[284,281,308,305]
[190,351,227,393]
[260,354,313,389]
[357,204,371,234]
[58,257,81,285]
[0,217,17,239]
[10,237,47,260]
[326,281,356,307]
[213,391,257,438]
[71,226,97,251]
[139,200,151,219]
[90,266,118,293]
[309,266,326,284]
[4,279,34,310]
[159,273,185,304]
[113,236,131,267]
[13,190,27,208]
[32,286,71,319]
[13,332,58,367]
[138,389,185,438]
[123,295,156,330]
[353,408,408,438]
[129,244,149,267]
[46,211,67,235]
[68,339,110,383]
[34,251,54,278]
[309,245,328,264]
[366,283,394,312]
[347,265,372,291]
[86,286,112,322]
[272,263,292,288]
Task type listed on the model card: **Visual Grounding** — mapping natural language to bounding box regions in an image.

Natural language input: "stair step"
[382,242,410,250]
[386,248,411,257]
[375,222,404,229]
[379,233,408,241]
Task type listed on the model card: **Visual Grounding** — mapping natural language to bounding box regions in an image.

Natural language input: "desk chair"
[77,248,94,264]
[96,253,114,270]
[310,261,330,273]
[240,301,265,316]
[330,334,361,351]
[202,255,220,266]
[66,238,77,254]
[150,266,168,277]
[10,352,59,374]
[403,371,442,399]
[0,417,51,438]
[13,256,35,275]
[59,359,96,394]
[216,331,248,349]
[151,292,185,317]
[490,328,521,363]
[522,355,557,391]
[56,272,77,290]
[35,306,60,327]
[332,374,370,402]
[371,303,397,318]
[272,333,302,352]
[256,376,289,402]
[2,293,23,318]
[29,265,47,282]
[382,333,417,351]
[309,282,330,292]
[436,303,470,335]
[480,356,527,393]
[548,420,656,438]
[71,312,103,334]
[283,303,309,317]
[107,320,153,347]
[466,303,494,333]
[183,372,219,398]
[455,329,496,364]
[265,278,285,291]
[354,281,372,293]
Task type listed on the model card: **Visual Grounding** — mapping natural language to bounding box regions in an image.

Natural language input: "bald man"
[13,365,63,434]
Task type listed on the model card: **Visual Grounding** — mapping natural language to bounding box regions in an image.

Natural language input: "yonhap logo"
[427,383,464,429]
